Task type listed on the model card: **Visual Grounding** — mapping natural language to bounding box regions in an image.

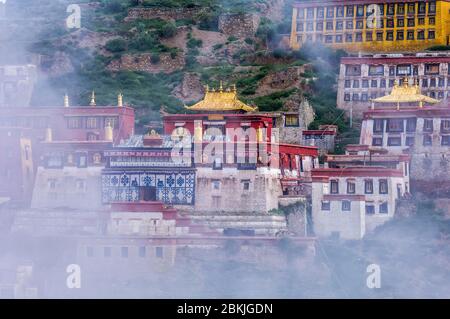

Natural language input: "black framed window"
[346,5,354,17]
[372,137,383,146]
[441,120,450,133]
[376,32,383,41]
[406,118,417,132]
[330,180,339,194]
[388,137,402,146]
[321,201,331,211]
[428,30,435,40]
[387,119,404,133]
[379,202,388,214]
[342,200,351,211]
[442,135,450,146]
[423,134,432,146]
[406,136,415,146]
[365,180,373,194]
[347,180,355,194]
[429,2,436,14]
[418,30,425,40]
[365,204,375,215]
[379,179,388,194]
[423,119,434,132]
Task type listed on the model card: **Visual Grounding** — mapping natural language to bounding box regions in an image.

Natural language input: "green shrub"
[427,45,450,51]
[150,53,161,64]
[244,38,254,45]
[157,22,177,39]
[227,35,238,42]
[213,43,224,50]
[101,0,126,14]
[129,33,158,51]
[187,37,203,49]
[105,38,127,52]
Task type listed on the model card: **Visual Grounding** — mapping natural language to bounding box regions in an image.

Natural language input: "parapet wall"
[126,7,204,21]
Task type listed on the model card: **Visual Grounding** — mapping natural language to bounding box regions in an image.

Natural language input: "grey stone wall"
[194,167,282,214]
[126,7,204,21]
[218,14,260,38]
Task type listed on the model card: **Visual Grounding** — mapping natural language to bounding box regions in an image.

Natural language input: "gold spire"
[219,81,223,92]
[118,92,123,107]
[185,84,256,112]
[64,93,69,108]
[90,91,96,107]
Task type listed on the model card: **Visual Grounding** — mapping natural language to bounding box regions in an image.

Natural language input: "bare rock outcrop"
[172,72,205,103]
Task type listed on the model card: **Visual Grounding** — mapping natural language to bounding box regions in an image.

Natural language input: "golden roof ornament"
[372,77,440,110]
[185,83,256,112]
[90,91,96,106]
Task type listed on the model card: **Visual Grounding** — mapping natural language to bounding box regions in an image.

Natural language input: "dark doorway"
[142,186,157,201]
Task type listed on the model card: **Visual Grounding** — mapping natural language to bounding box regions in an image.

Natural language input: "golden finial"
[64,93,69,107]
[204,84,209,93]
[118,92,123,107]
[90,91,96,106]
[219,81,223,92]
[232,84,237,92]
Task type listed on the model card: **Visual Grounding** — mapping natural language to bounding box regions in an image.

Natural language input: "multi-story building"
[360,80,450,195]
[0,65,37,108]
[104,85,320,216]
[302,125,338,155]
[311,167,408,239]
[0,93,135,206]
[338,53,450,117]
[326,144,411,191]
[290,1,450,53]
[0,128,34,204]
[0,95,135,145]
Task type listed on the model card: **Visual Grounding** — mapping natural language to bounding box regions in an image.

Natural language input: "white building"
[311,167,408,240]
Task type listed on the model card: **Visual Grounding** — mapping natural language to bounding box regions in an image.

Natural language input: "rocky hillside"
[1,0,357,142]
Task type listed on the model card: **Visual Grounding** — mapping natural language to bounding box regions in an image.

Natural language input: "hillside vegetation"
[3,0,357,142]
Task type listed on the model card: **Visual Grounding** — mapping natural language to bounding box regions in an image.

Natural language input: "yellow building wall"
[290,1,450,53]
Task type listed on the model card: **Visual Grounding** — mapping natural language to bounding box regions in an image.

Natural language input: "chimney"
[105,122,113,142]
[45,127,52,142]
[118,93,123,107]
[90,91,96,107]
[64,94,69,107]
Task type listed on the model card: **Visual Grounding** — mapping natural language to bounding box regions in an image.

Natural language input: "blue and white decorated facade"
[101,136,196,205]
